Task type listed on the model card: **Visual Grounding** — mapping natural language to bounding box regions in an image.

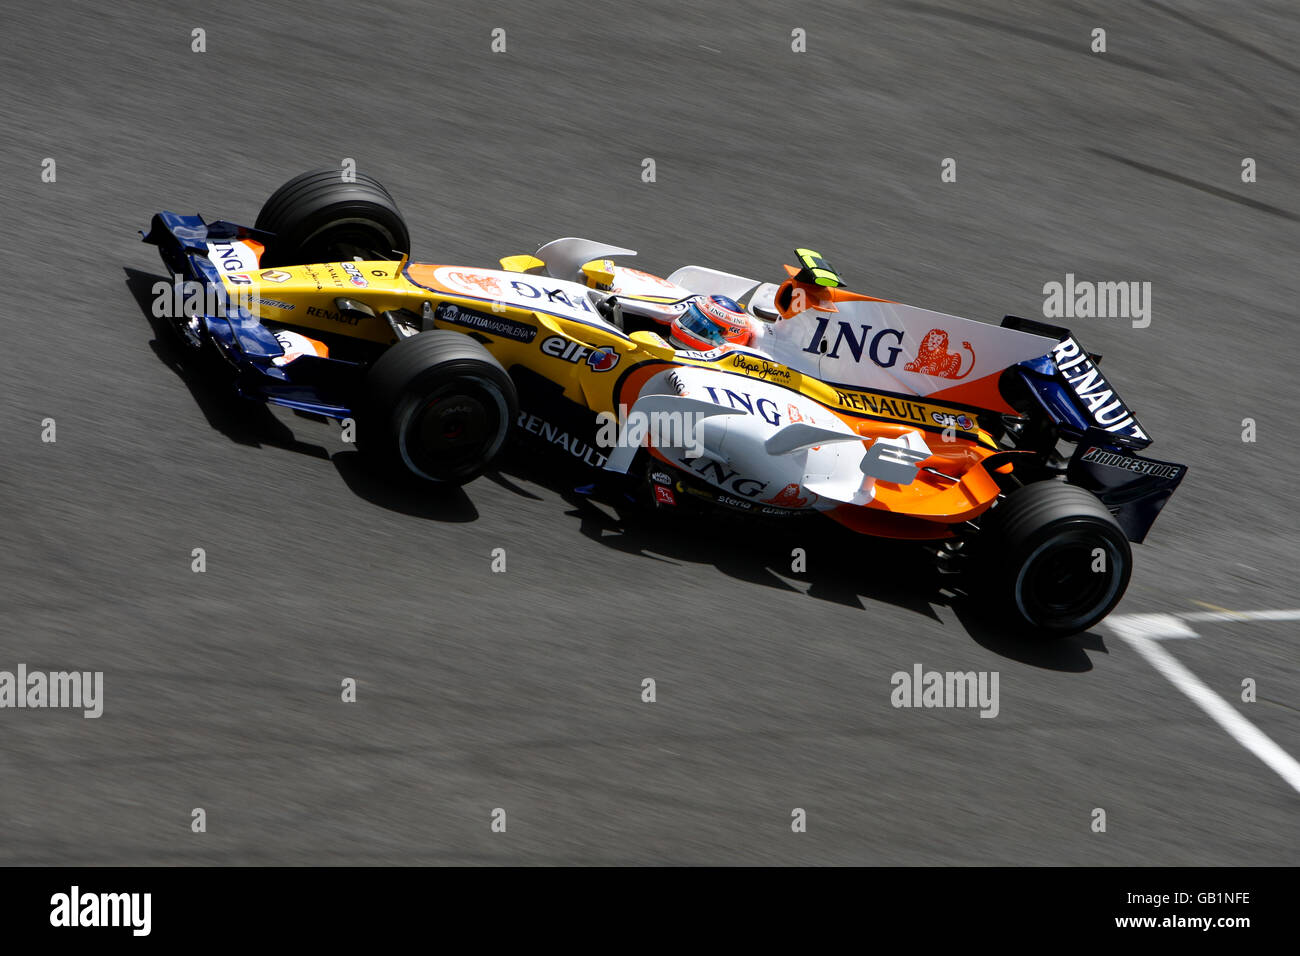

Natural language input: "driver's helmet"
[669,295,752,350]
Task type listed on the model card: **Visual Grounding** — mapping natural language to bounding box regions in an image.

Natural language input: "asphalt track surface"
[1,0,1296,865]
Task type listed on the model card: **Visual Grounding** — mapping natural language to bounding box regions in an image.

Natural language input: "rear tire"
[255,168,410,267]
[978,480,1132,637]
[359,331,517,485]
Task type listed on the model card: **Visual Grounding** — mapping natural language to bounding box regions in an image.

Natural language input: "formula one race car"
[143,169,1186,636]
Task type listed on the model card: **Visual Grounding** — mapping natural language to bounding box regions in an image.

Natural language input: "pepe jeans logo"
[729,354,791,381]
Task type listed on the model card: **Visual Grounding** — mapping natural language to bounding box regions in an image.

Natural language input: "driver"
[668,295,754,351]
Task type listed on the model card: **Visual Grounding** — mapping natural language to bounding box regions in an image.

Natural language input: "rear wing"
[1002,315,1151,449]
[1064,431,1186,542]
[1001,316,1187,542]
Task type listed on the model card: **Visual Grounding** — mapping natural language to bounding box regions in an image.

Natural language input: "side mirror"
[594,294,624,330]
[628,329,673,357]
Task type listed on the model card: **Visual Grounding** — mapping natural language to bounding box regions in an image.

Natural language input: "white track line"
[1106,613,1197,641]
[1107,612,1300,794]
[1182,609,1300,624]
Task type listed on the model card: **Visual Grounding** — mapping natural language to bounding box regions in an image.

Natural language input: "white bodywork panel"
[665,265,760,302]
[485,246,1059,506]
[421,264,624,334]
[753,299,1053,399]
[746,282,783,320]
[535,237,637,283]
[205,239,261,276]
[607,265,695,322]
[516,246,1056,401]
[665,260,1055,391]
[608,366,907,508]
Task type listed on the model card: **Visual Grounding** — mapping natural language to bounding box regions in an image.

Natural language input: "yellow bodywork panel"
[499,254,546,273]
[580,258,616,289]
[225,262,416,345]
[219,260,997,482]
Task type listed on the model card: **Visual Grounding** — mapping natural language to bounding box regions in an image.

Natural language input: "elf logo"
[541,335,620,372]
[931,411,974,430]
[341,261,368,287]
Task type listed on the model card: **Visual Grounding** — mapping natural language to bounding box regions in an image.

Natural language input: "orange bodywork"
[404,263,462,296]
[827,414,1012,537]
[823,462,1001,540]
[773,266,898,318]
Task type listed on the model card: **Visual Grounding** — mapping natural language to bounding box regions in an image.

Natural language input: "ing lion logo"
[448,271,503,296]
[763,483,809,508]
[905,328,974,379]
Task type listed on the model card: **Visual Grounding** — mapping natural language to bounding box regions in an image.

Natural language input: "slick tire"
[255,168,410,267]
[977,480,1132,637]
[359,331,517,485]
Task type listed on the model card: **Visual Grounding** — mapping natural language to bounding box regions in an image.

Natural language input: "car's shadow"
[124,266,1102,669]
[489,448,1106,670]
[125,267,479,522]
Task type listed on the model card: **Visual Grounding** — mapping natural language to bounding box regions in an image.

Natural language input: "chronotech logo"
[801,317,905,367]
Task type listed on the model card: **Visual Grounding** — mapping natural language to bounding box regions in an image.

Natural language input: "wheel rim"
[1014,529,1125,632]
[396,379,509,482]
[303,221,403,262]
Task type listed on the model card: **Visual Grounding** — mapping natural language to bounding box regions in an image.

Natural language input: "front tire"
[359,332,517,485]
[255,168,410,267]
[978,481,1132,637]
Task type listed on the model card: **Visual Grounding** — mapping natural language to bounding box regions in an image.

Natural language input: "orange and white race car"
[143,169,1186,636]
